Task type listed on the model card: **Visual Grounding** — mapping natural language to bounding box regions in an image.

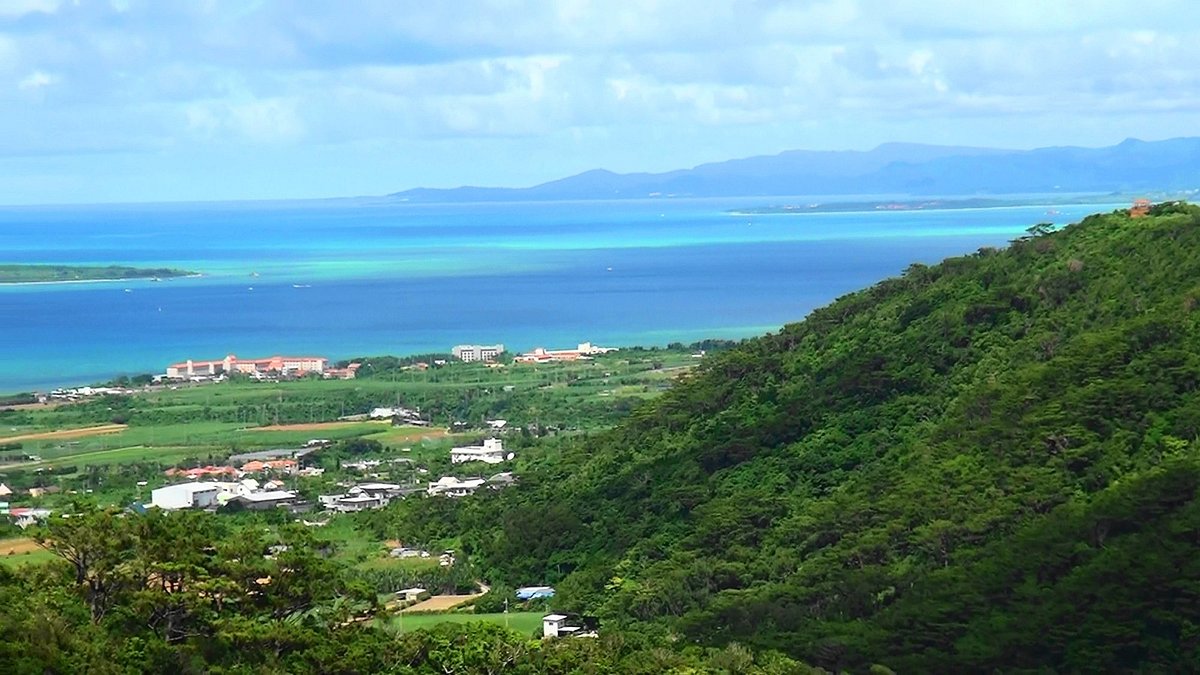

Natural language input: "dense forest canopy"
[377,202,1200,672]
[4,203,1200,673]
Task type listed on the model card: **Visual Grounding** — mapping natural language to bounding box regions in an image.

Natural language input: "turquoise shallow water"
[0,197,1120,392]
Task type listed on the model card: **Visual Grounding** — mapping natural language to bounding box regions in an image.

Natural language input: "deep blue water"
[0,197,1118,391]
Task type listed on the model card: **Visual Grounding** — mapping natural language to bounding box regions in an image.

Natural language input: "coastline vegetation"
[0,264,196,284]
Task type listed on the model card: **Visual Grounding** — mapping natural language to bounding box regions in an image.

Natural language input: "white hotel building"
[451,344,505,363]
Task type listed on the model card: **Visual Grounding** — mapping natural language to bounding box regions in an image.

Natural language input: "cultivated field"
[402,593,483,613]
[0,537,39,555]
[0,423,126,444]
[250,420,392,432]
[383,611,543,635]
[0,538,55,569]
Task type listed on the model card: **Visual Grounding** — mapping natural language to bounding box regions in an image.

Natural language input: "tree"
[36,504,136,622]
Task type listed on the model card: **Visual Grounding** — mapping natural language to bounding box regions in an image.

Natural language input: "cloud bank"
[1,0,1197,203]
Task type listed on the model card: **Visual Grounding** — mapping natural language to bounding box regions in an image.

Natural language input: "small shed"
[395,587,428,603]
[543,613,571,638]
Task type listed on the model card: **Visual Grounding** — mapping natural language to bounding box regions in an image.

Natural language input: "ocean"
[0,197,1119,392]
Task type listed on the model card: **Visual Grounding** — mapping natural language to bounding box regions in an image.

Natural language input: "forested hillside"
[385,202,1200,672]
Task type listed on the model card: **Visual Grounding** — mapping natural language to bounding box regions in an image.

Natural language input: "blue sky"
[1,0,1197,204]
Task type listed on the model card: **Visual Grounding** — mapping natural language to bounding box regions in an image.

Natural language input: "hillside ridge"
[390,137,1200,202]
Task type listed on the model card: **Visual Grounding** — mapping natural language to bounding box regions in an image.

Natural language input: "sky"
[1,0,1198,204]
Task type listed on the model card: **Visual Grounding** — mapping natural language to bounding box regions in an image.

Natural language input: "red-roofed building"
[323,363,362,380]
[239,459,297,474]
[165,354,328,380]
[165,465,239,479]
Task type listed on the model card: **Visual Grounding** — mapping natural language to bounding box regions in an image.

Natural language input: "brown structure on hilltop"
[1130,198,1152,218]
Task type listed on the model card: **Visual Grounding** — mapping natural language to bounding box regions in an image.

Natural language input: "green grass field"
[0,548,56,569]
[8,421,397,469]
[381,611,543,636]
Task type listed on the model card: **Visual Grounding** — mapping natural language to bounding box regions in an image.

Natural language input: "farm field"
[382,611,543,636]
[0,538,55,569]
[0,423,127,444]
[0,349,701,474]
[402,593,483,613]
[3,421,401,469]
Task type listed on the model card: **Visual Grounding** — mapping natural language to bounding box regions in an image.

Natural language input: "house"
[427,476,485,498]
[28,485,61,498]
[332,494,382,512]
[352,482,403,499]
[450,438,510,464]
[152,482,224,510]
[486,472,517,489]
[322,362,361,380]
[166,465,238,480]
[0,483,13,497]
[8,507,52,529]
[343,459,384,471]
[542,612,597,639]
[240,459,297,474]
[390,547,428,559]
[227,490,298,510]
[395,587,429,603]
[516,586,555,600]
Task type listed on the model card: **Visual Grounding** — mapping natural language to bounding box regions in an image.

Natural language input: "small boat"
[292,284,311,288]
[124,288,132,293]
[250,271,260,278]
[247,287,254,291]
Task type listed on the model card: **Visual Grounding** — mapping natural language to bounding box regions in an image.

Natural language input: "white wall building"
[151,482,223,510]
[450,438,510,464]
[427,476,486,497]
[452,344,505,363]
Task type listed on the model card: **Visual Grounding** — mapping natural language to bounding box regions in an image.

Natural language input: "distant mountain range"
[390,137,1200,202]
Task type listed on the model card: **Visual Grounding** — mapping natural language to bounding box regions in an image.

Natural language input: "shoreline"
[0,330,760,397]
[0,272,203,287]
[726,197,1134,217]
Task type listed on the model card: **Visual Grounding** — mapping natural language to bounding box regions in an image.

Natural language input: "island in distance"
[390,136,1200,203]
[0,264,198,285]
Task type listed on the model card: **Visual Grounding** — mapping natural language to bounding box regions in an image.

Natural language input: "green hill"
[404,202,1200,672]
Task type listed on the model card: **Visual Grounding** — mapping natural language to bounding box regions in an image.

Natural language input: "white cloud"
[18,69,59,90]
[0,0,1198,202]
[183,97,305,143]
[0,0,60,18]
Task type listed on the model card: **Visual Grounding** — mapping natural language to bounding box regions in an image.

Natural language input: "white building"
[452,344,505,363]
[450,438,510,464]
[543,614,571,638]
[228,490,298,510]
[427,476,486,497]
[396,587,428,602]
[151,482,224,510]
